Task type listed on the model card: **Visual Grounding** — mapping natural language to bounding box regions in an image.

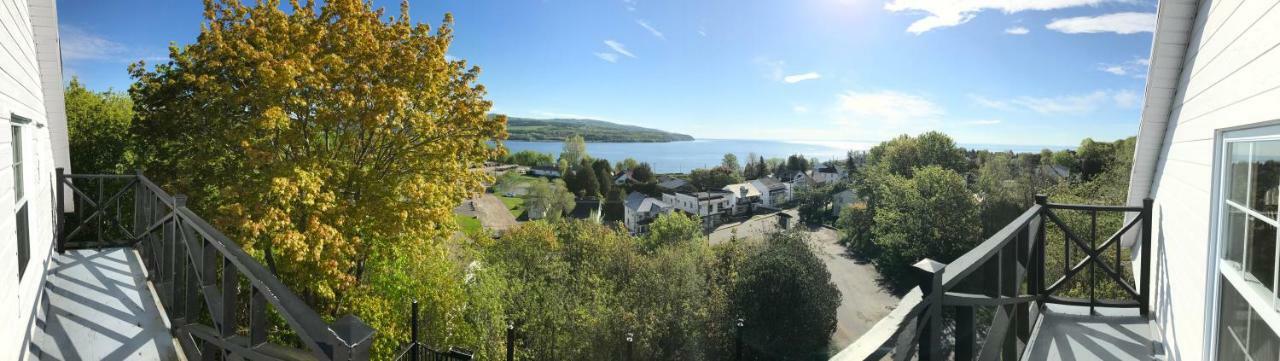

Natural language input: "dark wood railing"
[56,169,375,361]
[832,195,1152,361]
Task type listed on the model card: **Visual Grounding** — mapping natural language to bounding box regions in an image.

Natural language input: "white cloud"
[698,27,708,37]
[1097,57,1150,76]
[755,57,786,81]
[1005,26,1030,35]
[974,90,1140,114]
[636,20,665,40]
[622,0,637,11]
[60,25,128,61]
[1046,12,1156,34]
[595,52,620,63]
[604,40,636,58]
[793,105,811,114]
[836,90,944,121]
[884,0,1106,34]
[783,72,822,84]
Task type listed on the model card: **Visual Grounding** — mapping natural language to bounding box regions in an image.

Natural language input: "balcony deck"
[27,248,178,361]
[1024,304,1155,361]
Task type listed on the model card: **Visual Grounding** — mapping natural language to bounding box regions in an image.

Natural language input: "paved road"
[708,213,899,352]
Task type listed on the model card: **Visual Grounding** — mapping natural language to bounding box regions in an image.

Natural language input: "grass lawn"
[499,195,527,219]
[455,214,483,234]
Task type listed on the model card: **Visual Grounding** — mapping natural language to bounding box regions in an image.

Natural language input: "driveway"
[455,193,518,233]
[708,213,899,351]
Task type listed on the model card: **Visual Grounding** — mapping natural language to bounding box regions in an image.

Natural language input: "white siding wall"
[1147,0,1280,359]
[0,0,62,358]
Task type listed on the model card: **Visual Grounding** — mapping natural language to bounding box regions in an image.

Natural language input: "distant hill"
[499,116,695,143]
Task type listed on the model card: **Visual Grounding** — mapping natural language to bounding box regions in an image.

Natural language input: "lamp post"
[625,332,634,361]
[735,318,745,361]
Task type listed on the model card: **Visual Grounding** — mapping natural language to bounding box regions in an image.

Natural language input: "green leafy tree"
[734,231,840,360]
[615,157,640,173]
[560,133,588,165]
[593,158,613,196]
[690,166,742,191]
[527,178,576,219]
[721,153,740,175]
[65,78,136,173]
[795,184,834,225]
[633,162,656,183]
[127,2,507,356]
[872,166,981,284]
[867,132,967,177]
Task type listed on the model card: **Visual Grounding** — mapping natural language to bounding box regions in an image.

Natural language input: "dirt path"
[455,194,518,233]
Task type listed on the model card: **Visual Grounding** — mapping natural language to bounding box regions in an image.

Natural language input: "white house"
[624,192,671,234]
[811,166,843,185]
[722,181,762,215]
[1126,0,1280,359]
[831,189,860,216]
[1,0,70,357]
[662,190,733,229]
[751,177,791,207]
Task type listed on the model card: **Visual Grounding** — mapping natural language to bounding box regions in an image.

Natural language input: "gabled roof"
[657,178,691,190]
[625,191,671,213]
[723,182,762,198]
[753,177,786,191]
[1126,0,1201,206]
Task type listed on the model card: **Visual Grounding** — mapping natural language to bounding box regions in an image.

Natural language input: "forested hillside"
[503,116,695,142]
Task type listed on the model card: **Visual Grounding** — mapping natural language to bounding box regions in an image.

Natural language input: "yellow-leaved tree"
[128,0,508,356]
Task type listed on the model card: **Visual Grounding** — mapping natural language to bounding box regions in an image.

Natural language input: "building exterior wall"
[0,0,65,358]
[1142,0,1280,358]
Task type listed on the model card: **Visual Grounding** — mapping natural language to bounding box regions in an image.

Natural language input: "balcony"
[831,196,1158,361]
[28,170,376,360]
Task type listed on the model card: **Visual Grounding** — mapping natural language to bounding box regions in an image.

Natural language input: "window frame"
[1210,123,1280,360]
[9,115,31,280]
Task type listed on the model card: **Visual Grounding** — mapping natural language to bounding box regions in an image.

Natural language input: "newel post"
[55,167,65,253]
[913,258,946,361]
[1140,197,1153,318]
[1034,194,1048,297]
[331,315,376,361]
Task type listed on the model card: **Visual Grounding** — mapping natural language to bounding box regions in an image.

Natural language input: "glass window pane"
[1221,279,1251,356]
[1252,140,1280,217]
[1246,217,1276,291]
[1229,142,1253,207]
[1225,206,1249,271]
[10,125,21,201]
[1250,309,1280,361]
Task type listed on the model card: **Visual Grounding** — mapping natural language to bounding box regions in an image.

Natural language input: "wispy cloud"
[698,27,708,37]
[836,90,944,121]
[622,0,637,11]
[59,25,164,63]
[884,0,1106,34]
[1097,57,1151,76]
[1005,26,1030,35]
[968,119,1003,125]
[973,90,1140,114]
[783,72,822,84]
[604,40,636,58]
[636,20,665,40]
[1047,12,1156,34]
[595,52,620,63]
[793,105,811,114]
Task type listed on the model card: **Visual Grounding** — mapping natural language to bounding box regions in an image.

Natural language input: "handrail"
[830,195,1153,361]
[55,169,375,360]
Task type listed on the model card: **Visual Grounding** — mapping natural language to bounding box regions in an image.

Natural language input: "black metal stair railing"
[835,194,1153,361]
[55,168,375,361]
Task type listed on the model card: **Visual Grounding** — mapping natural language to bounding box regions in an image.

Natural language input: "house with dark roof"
[624,192,672,235]
[750,176,791,207]
[662,190,734,230]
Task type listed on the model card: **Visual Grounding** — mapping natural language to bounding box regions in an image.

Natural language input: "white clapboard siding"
[0,0,65,359]
[1135,0,1280,359]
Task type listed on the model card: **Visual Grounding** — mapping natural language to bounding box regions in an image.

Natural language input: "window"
[1216,130,1280,360]
[10,121,30,280]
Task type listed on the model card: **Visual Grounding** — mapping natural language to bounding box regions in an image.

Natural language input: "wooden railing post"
[411,300,421,361]
[955,306,975,361]
[55,168,65,253]
[1034,195,1047,299]
[1140,198,1153,317]
[332,315,376,361]
[506,321,516,361]
[913,258,945,361]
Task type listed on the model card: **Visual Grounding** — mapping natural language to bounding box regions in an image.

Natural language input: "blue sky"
[59,0,1156,146]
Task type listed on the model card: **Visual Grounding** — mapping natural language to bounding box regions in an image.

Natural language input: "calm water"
[503,139,1070,174]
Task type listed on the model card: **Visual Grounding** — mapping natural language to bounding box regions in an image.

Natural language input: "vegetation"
[498,150,555,167]
[689,166,743,191]
[127,0,506,356]
[525,177,576,220]
[65,78,136,173]
[456,214,483,234]
[734,231,841,360]
[504,116,694,142]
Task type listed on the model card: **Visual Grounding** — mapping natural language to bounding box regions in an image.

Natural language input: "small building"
[613,169,638,185]
[722,182,763,215]
[811,166,843,185]
[662,191,733,230]
[624,192,672,235]
[831,189,860,216]
[751,177,792,207]
[656,177,694,193]
[528,165,561,178]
